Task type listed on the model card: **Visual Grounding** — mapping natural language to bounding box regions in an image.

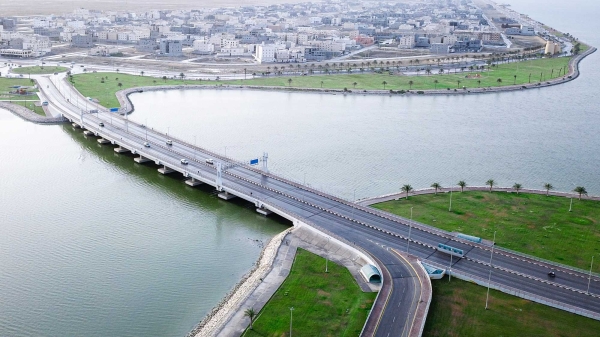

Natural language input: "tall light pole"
[449,189,453,212]
[289,307,294,337]
[352,187,358,218]
[325,237,330,273]
[449,253,453,282]
[485,230,497,310]
[588,255,595,295]
[407,207,413,253]
[194,135,196,160]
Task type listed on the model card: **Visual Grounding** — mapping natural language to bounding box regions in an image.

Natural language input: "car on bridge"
[206,158,214,165]
[166,140,173,146]
[181,159,189,165]
[99,122,104,127]
[144,142,150,148]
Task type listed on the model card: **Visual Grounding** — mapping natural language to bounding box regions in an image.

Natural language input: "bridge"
[35,73,600,336]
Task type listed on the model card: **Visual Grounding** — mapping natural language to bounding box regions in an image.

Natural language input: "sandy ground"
[0,0,315,16]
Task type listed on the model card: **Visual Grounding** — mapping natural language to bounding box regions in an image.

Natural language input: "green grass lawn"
[373,192,600,271]
[7,100,46,116]
[423,276,600,337]
[72,57,572,108]
[72,73,202,107]
[228,57,571,91]
[243,248,375,337]
[10,66,69,75]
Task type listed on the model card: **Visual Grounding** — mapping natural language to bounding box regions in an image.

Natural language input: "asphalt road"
[38,75,600,336]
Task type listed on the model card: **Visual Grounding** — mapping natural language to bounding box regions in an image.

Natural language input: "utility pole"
[588,256,595,294]
[407,207,413,253]
[485,231,497,310]
[449,189,453,212]
[289,307,294,337]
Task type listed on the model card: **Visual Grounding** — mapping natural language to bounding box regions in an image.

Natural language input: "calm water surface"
[2,0,599,336]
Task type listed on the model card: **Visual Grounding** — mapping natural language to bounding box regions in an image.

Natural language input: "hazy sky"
[0,0,315,16]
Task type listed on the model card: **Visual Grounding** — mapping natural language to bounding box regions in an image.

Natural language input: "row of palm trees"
[400,181,589,200]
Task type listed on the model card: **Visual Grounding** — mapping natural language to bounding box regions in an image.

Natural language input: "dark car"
[548,271,556,277]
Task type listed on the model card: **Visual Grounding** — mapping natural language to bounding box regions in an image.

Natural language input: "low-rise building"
[72,34,94,48]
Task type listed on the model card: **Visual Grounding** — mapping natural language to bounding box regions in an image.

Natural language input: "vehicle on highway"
[181,159,189,165]
[99,122,104,127]
[206,158,214,165]
[42,101,48,106]
[140,124,146,128]
[144,142,150,148]
[548,271,556,277]
[166,140,173,146]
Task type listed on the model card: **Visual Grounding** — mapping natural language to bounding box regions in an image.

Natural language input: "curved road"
[36,75,600,336]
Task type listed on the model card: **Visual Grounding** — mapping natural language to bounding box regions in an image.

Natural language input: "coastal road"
[39,77,600,336]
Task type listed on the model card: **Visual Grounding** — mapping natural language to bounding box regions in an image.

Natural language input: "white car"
[166,140,173,146]
[181,159,189,165]
[205,158,214,165]
[144,142,150,148]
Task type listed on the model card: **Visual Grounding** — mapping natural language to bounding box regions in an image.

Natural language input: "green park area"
[10,66,69,75]
[242,248,375,337]
[373,191,600,271]
[423,276,600,337]
[228,56,571,91]
[0,77,43,114]
[72,56,572,108]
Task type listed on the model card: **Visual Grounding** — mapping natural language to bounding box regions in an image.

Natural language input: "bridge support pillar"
[114,146,129,153]
[83,130,95,137]
[97,138,110,144]
[218,192,237,200]
[185,178,203,187]
[158,165,174,174]
[72,123,81,128]
[134,156,151,164]
[256,207,272,216]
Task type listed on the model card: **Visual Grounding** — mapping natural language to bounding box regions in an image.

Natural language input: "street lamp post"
[588,256,595,294]
[485,230,497,309]
[289,307,294,337]
[407,207,413,253]
[325,237,330,273]
[194,135,196,160]
[569,196,573,212]
[352,187,358,218]
[449,189,453,212]
[449,253,453,282]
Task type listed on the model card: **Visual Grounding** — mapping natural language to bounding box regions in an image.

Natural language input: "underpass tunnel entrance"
[360,264,382,283]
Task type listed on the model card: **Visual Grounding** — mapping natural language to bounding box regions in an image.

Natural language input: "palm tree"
[431,182,442,195]
[244,308,256,330]
[457,80,461,88]
[179,73,185,81]
[543,183,553,196]
[486,179,495,192]
[457,180,467,192]
[117,82,123,88]
[382,81,387,89]
[496,78,502,85]
[320,80,324,88]
[287,78,292,86]
[162,76,167,83]
[513,75,517,85]
[408,80,414,89]
[434,79,439,89]
[438,69,444,75]
[477,79,481,88]
[401,184,413,199]
[513,183,522,194]
[353,82,357,88]
[140,70,145,76]
[573,186,587,200]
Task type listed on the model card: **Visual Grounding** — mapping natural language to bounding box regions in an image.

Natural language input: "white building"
[255,43,276,63]
[193,40,215,54]
[398,35,415,49]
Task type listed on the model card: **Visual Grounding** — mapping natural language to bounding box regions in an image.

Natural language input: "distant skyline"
[0,0,325,16]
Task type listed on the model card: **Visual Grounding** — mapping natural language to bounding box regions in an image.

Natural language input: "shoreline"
[108,47,596,115]
[0,101,67,124]
[188,228,292,337]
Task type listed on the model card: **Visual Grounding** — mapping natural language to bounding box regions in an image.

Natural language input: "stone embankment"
[188,228,292,337]
[114,47,596,114]
[0,101,67,124]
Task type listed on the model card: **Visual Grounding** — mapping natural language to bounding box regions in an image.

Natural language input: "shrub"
[417,91,424,94]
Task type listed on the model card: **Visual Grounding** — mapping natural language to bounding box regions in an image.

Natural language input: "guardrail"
[425,260,600,321]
